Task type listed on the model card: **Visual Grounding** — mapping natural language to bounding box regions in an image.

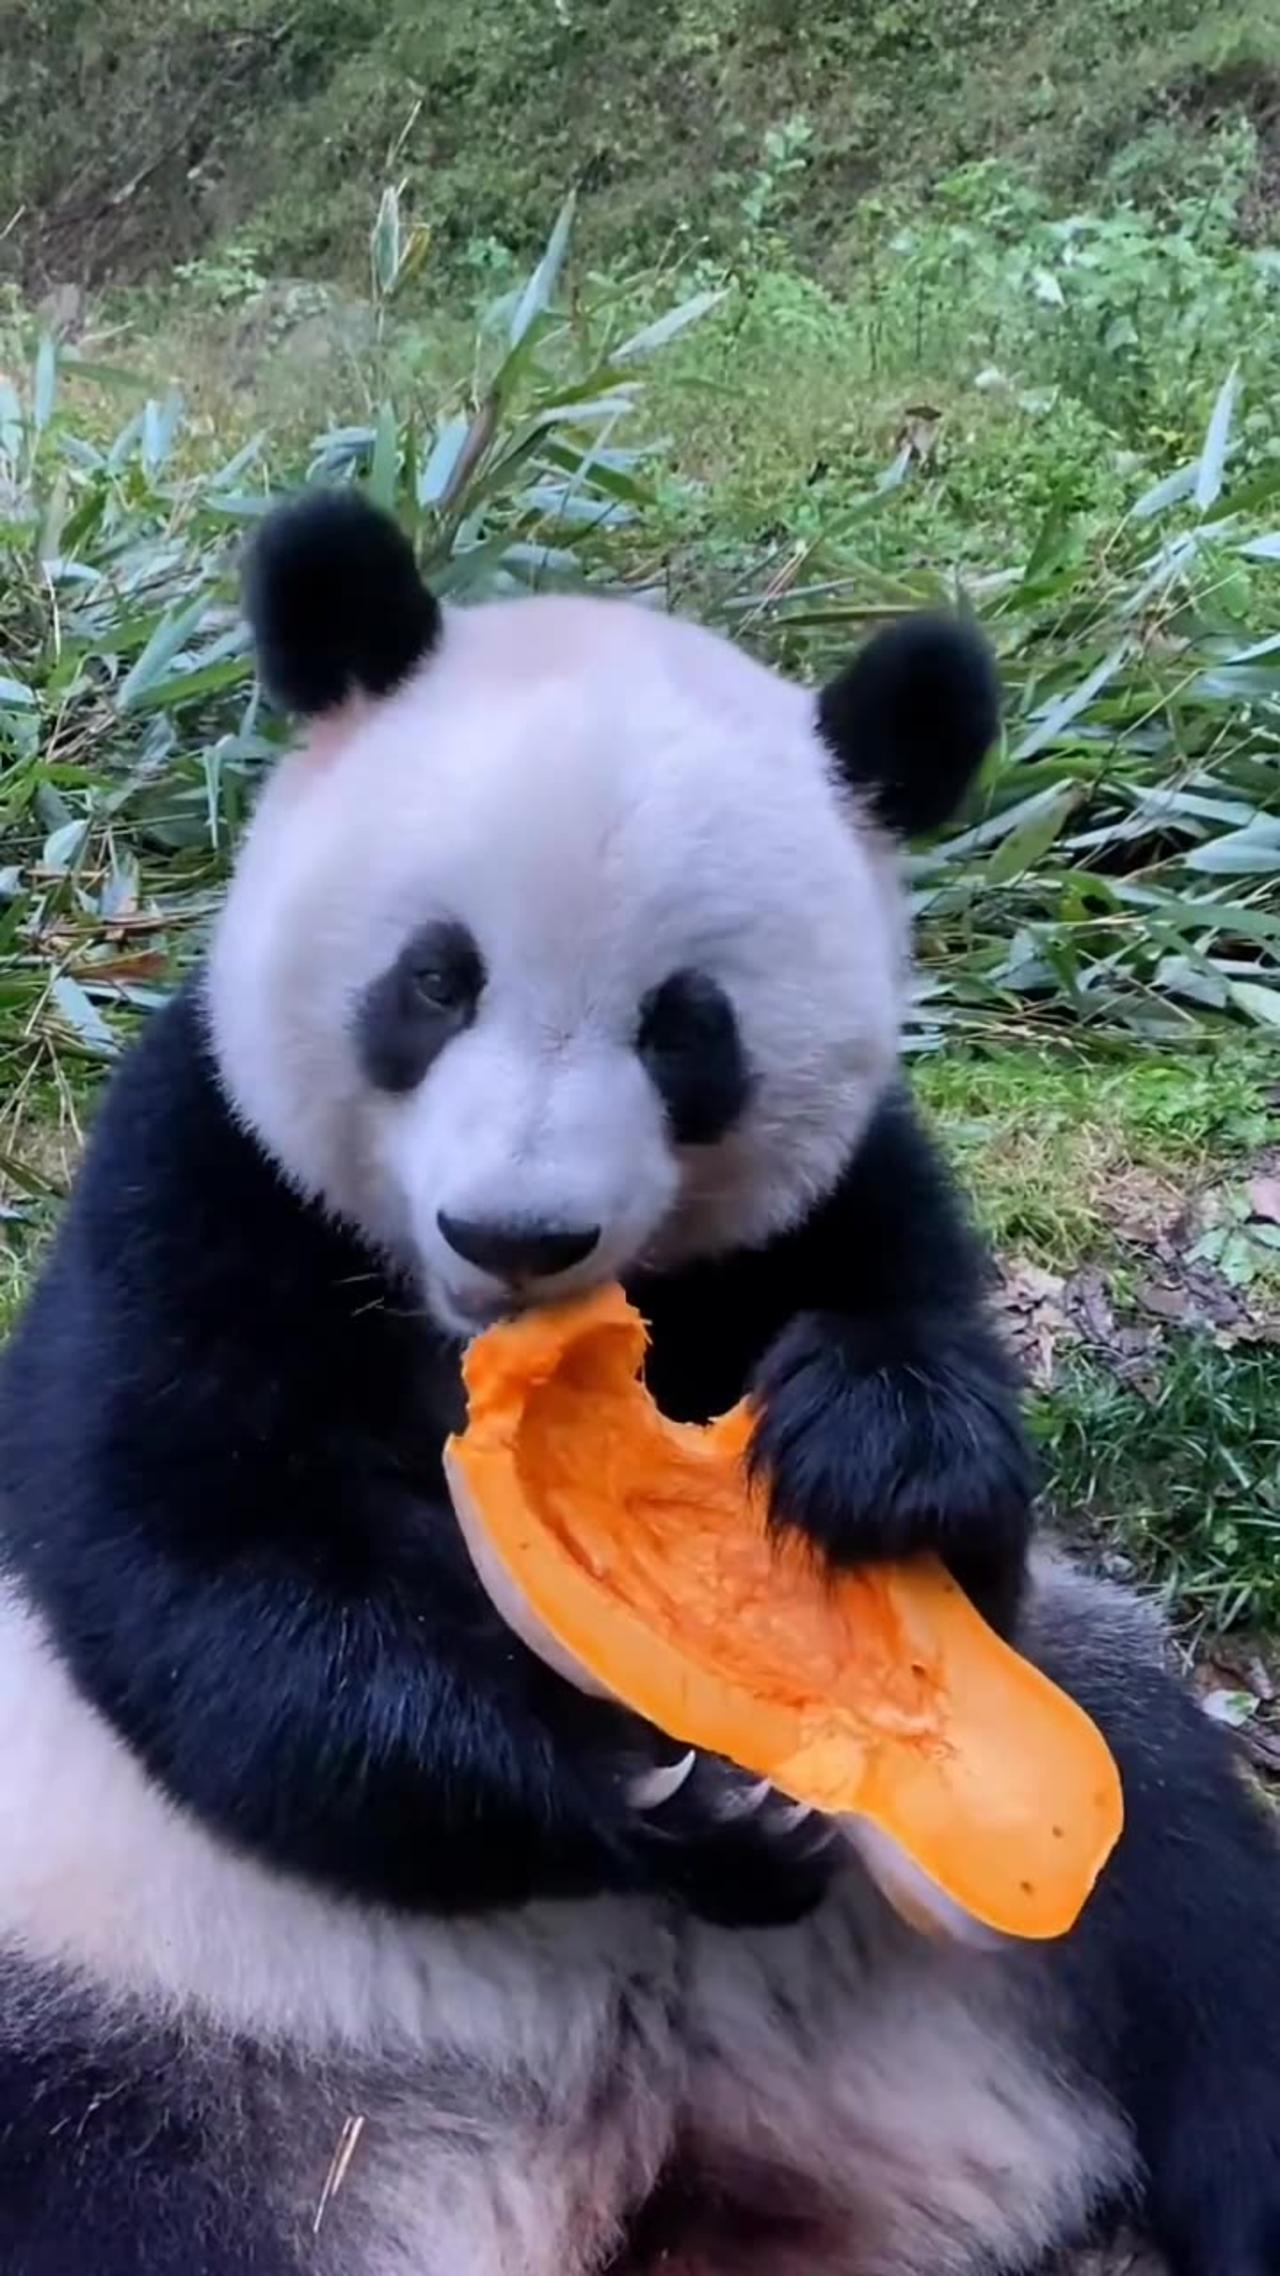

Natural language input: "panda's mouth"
[429,1274,546,1342]
[436,1286,516,1337]
[431,1261,626,1344]
[423,1221,649,1343]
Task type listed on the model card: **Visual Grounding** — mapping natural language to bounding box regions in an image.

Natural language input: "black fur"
[637,970,753,1147]
[0,1963,294,2275]
[818,613,999,838]
[243,490,441,716]
[1025,1586,1280,2276]
[356,919,486,1093]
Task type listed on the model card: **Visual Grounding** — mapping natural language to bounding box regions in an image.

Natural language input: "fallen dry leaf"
[1062,1269,1162,1389]
[1094,1168,1183,1251]
[1136,1260,1264,1343]
[1136,1278,1192,1325]
[996,1258,1069,1388]
[1214,1641,1278,1705]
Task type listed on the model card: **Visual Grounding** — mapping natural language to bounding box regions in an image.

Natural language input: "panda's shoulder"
[72,981,276,1223]
[20,979,380,1337]
[0,978,427,1521]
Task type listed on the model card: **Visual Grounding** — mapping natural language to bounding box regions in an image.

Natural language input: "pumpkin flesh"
[445,1285,1123,1941]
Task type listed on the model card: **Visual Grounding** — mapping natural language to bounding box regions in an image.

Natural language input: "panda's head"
[208,492,997,1336]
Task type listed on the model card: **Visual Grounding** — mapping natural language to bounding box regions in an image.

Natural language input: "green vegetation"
[1044,1338,1278,1632]
[919,1047,1273,1265]
[920,1047,1279,1632]
[5,0,1280,291]
[1,4,1278,1644]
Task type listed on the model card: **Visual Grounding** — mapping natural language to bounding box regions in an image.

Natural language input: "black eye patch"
[356,921,485,1095]
[637,969,752,1147]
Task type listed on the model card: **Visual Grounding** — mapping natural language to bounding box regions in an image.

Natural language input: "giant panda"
[0,489,1278,2276]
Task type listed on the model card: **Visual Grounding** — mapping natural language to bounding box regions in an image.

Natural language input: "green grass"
[919,1045,1273,1266]
[1040,1340,1280,1632]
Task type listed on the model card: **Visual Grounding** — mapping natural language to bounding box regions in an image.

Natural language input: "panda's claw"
[712,1777,773,1821]
[618,1749,841,1927]
[628,1751,698,1810]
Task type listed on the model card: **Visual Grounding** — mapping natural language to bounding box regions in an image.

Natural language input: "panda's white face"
[208,591,906,1336]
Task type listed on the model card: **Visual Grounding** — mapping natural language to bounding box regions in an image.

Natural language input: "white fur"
[0,1565,1140,2274]
[208,593,906,1334]
[0,1581,652,2054]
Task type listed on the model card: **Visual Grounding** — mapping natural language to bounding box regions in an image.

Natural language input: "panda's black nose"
[437,1213,600,1282]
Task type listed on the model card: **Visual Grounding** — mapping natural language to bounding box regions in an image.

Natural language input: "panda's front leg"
[749,1087,1034,1636]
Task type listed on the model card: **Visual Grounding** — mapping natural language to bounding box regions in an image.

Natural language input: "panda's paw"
[624,1749,842,1927]
[750,1310,1034,1630]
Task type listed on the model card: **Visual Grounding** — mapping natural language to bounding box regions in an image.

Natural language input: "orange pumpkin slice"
[444,1283,1123,1942]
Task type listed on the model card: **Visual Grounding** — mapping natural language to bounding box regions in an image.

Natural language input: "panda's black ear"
[243,489,441,717]
[817,614,999,839]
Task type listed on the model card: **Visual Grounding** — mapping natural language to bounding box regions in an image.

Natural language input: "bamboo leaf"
[983,786,1081,883]
[614,290,725,362]
[117,596,208,712]
[31,336,57,436]
[508,192,577,350]
[367,401,399,511]
[50,975,116,1051]
[1230,980,1280,1026]
[418,413,472,508]
[1195,364,1239,514]
[1186,825,1280,876]
[370,183,402,298]
[1132,461,1196,521]
[1012,645,1129,761]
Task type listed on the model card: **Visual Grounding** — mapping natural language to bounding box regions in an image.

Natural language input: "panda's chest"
[275,1909,683,2276]
[280,1892,1131,2276]
[627,1263,784,1424]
